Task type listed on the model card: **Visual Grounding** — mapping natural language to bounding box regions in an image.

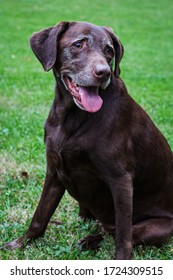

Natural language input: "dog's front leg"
[4,169,65,250]
[109,173,133,260]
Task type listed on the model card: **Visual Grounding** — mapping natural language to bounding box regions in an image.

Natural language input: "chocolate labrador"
[5,21,173,259]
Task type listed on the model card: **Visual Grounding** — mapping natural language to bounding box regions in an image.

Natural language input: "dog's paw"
[78,234,103,251]
[3,236,27,250]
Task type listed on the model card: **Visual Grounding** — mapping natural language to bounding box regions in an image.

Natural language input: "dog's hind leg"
[132,217,173,246]
[78,234,104,251]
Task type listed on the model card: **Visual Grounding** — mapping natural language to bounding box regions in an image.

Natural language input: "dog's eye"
[105,45,114,56]
[72,41,83,49]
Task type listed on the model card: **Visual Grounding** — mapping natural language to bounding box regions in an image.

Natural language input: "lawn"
[0,0,173,260]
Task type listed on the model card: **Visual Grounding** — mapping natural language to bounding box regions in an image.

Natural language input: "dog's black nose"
[93,64,111,81]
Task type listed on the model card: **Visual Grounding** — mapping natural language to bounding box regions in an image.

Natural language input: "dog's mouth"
[63,76,103,113]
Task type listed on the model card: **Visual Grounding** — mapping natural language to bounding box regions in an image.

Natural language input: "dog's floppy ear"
[30,21,69,71]
[104,27,124,78]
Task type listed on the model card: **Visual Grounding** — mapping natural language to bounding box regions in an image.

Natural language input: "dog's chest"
[50,130,103,199]
[45,123,116,221]
[59,147,99,197]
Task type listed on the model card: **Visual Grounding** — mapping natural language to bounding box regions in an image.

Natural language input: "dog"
[4,21,173,259]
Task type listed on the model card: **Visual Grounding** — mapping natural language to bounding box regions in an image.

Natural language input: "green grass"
[0,0,173,260]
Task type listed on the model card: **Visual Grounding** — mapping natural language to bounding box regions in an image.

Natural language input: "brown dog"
[5,21,173,259]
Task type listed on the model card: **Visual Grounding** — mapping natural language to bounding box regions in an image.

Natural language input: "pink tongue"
[79,86,103,113]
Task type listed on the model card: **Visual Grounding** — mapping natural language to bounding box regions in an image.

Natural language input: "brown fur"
[4,22,173,259]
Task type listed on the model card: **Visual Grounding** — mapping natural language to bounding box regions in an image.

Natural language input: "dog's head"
[30,21,124,112]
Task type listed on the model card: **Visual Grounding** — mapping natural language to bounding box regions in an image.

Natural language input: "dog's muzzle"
[62,75,110,113]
